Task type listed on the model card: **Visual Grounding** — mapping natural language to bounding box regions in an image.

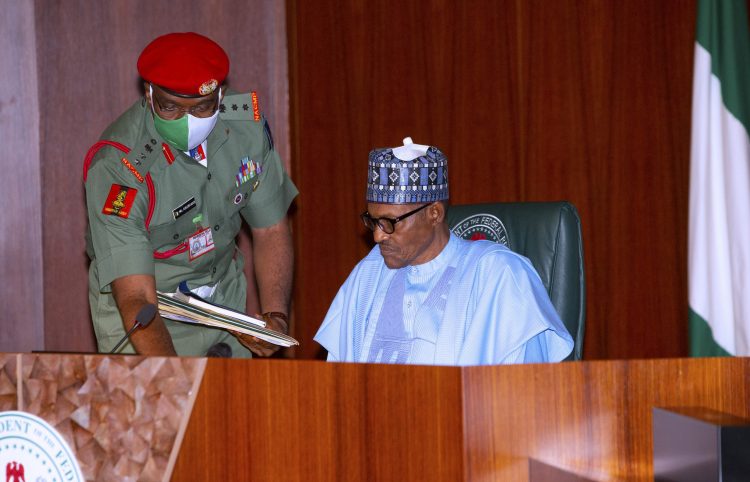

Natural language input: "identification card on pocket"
[188,227,215,261]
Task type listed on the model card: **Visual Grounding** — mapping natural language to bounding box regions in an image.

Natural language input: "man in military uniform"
[84,32,297,357]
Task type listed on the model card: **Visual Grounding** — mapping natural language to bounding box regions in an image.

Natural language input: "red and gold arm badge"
[102,184,138,218]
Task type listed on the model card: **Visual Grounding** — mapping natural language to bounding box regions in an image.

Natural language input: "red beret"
[137,32,229,97]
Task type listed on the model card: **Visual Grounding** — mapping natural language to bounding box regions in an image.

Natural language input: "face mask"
[150,84,221,151]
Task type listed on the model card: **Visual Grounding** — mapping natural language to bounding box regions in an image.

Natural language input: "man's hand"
[233,312,288,357]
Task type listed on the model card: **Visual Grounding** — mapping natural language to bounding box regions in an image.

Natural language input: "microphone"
[109,303,158,354]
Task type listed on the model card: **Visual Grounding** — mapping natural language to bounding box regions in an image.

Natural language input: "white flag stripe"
[688,44,750,356]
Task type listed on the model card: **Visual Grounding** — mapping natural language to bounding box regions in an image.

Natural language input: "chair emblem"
[451,213,509,247]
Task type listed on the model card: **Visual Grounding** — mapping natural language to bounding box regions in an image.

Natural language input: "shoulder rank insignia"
[220,92,262,122]
[120,137,162,181]
[102,184,137,218]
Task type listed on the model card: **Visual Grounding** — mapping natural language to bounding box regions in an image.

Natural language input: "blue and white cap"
[366,137,449,204]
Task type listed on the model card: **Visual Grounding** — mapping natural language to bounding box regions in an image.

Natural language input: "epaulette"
[83,133,170,184]
[114,134,166,183]
[220,91,262,122]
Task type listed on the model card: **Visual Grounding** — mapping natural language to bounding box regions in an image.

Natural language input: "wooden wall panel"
[288,0,696,359]
[1,0,709,360]
[32,0,290,352]
[462,357,750,481]
[0,1,43,352]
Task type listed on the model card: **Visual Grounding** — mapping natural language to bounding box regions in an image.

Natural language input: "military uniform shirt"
[85,93,297,356]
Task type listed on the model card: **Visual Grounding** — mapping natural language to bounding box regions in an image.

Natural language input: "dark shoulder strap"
[117,135,165,183]
[220,91,263,122]
[83,134,170,184]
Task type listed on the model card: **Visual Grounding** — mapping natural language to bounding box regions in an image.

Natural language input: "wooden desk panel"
[173,360,465,482]
[462,358,750,481]
[4,355,748,481]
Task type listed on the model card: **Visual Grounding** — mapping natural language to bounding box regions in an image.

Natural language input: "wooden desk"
[2,354,748,481]
[174,357,750,481]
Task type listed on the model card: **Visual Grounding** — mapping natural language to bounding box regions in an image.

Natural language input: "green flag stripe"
[696,0,750,131]
[689,307,732,356]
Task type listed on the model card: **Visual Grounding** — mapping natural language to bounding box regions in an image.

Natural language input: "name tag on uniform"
[188,227,215,260]
[173,197,197,220]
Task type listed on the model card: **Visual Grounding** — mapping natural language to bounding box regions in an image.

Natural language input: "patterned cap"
[366,137,449,204]
[137,32,229,97]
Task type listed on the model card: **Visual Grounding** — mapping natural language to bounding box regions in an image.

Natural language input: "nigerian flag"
[689,0,750,356]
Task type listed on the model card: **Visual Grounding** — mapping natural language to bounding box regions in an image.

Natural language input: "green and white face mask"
[149,84,221,151]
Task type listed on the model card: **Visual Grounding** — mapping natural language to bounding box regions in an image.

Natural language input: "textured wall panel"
[15,354,205,481]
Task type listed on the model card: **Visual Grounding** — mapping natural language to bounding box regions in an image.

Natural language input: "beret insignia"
[199,79,218,96]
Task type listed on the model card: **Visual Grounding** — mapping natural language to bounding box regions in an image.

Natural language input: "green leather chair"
[446,201,585,360]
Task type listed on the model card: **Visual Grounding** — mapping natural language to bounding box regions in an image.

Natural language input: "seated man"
[315,138,574,365]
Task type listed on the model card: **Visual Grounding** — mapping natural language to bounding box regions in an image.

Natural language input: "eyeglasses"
[360,203,431,234]
[151,88,220,119]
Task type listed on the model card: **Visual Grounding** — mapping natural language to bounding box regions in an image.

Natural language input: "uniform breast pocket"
[149,212,199,258]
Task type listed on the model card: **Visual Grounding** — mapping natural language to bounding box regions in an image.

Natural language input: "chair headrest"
[450,212,510,248]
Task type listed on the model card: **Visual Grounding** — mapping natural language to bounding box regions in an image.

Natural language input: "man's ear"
[143,82,152,103]
[430,202,446,225]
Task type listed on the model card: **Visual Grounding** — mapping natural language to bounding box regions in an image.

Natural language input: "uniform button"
[214,224,220,231]
[244,193,249,199]
[173,234,179,240]
[212,267,217,274]
[207,172,212,180]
